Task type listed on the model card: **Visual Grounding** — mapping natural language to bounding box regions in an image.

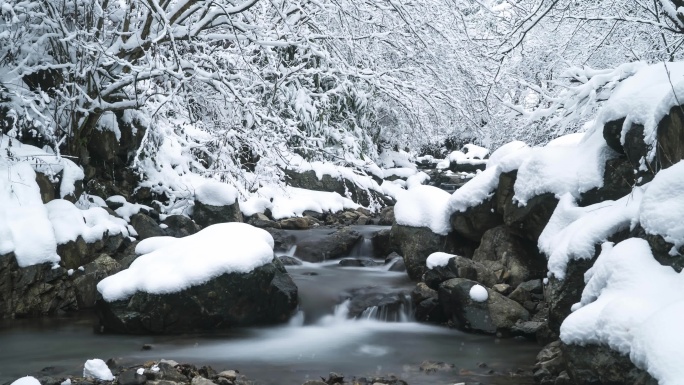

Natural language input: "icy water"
[0,227,538,385]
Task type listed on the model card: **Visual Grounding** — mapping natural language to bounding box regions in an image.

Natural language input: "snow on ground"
[378,150,416,169]
[436,144,489,170]
[47,200,130,244]
[639,160,684,254]
[97,223,275,302]
[10,377,41,385]
[240,186,359,219]
[394,185,451,235]
[195,179,239,206]
[426,252,455,269]
[106,195,152,222]
[83,359,115,381]
[540,190,643,279]
[561,239,684,385]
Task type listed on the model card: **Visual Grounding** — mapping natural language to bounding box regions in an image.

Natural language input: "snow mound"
[97,223,275,302]
[11,377,41,385]
[394,185,451,235]
[561,238,684,385]
[426,252,456,269]
[240,186,359,220]
[540,190,643,279]
[639,160,684,253]
[83,359,115,381]
[106,195,152,222]
[195,180,239,206]
[513,130,615,205]
[469,284,488,302]
[47,199,130,244]
[592,61,684,160]
[486,141,529,169]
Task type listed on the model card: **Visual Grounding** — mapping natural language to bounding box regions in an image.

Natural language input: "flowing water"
[0,227,539,385]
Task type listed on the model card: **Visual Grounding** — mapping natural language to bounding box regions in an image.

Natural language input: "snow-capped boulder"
[191,182,243,227]
[657,104,684,170]
[503,193,559,242]
[438,278,529,335]
[284,169,387,208]
[449,197,502,242]
[579,157,636,206]
[389,224,463,281]
[96,223,298,333]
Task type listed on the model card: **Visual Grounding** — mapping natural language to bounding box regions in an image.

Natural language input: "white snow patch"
[469,285,488,302]
[107,195,152,222]
[83,359,115,381]
[195,180,238,207]
[240,186,359,220]
[426,252,455,269]
[540,190,643,279]
[560,238,684,385]
[97,223,275,302]
[394,185,451,235]
[11,377,41,385]
[46,200,129,244]
[639,160,684,253]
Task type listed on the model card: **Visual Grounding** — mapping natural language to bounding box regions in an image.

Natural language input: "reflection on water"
[0,227,538,385]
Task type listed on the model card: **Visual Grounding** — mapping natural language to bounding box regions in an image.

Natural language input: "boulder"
[97,259,298,333]
[579,157,637,206]
[130,213,165,240]
[35,171,56,203]
[411,282,446,324]
[508,279,544,312]
[72,254,122,309]
[370,228,394,258]
[246,213,280,229]
[547,257,595,333]
[385,252,406,272]
[295,227,362,262]
[339,258,382,267]
[562,343,657,385]
[439,278,529,335]
[450,197,502,242]
[264,228,296,252]
[657,104,684,170]
[378,206,395,226]
[279,217,313,230]
[192,200,243,227]
[504,193,559,242]
[278,255,302,266]
[422,255,497,290]
[390,224,456,281]
[495,170,517,214]
[163,215,202,238]
[533,340,566,385]
[472,226,546,287]
[448,162,485,173]
[603,118,626,155]
[57,233,127,269]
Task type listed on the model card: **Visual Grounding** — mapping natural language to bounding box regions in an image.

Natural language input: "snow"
[383,167,417,179]
[0,160,59,267]
[107,196,152,222]
[426,252,455,269]
[513,130,616,205]
[46,200,130,244]
[83,359,115,381]
[394,185,451,235]
[463,144,489,159]
[591,62,684,161]
[560,239,684,385]
[11,377,41,385]
[97,223,275,302]
[486,141,529,169]
[540,190,643,279]
[639,160,684,254]
[195,180,239,206]
[95,111,122,141]
[240,186,358,220]
[469,285,488,302]
[378,150,416,169]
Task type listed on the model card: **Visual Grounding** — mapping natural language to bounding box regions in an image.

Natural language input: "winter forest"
[2,0,684,384]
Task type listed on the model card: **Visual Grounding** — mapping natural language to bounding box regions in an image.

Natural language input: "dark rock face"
[130,213,165,240]
[264,228,296,252]
[450,197,502,242]
[378,206,395,226]
[630,225,684,272]
[657,104,684,169]
[448,162,486,173]
[339,258,382,267]
[603,118,626,155]
[562,343,657,385]
[390,224,455,281]
[547,257,596,333]
[0,252,124,318]
[163,215,202,238]
[438,278,529,335]
[504,193,559,242]
[622,123,656,184]
[411,282,446,323]
[472,226,546,287]
[371,228,394,258]
[295,227,362,262]
[57,233,127,270]
[422,255,497,290]
[580,157,637,206]
[97,260,298,334]
[192,200,243,227]
[35,171,56,203]
[285,169,387,207]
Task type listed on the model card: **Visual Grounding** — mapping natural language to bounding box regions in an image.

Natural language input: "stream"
[0,227,539,385]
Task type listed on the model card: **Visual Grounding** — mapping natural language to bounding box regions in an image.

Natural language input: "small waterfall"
[349,237,374,258]
[357,293,413,322]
